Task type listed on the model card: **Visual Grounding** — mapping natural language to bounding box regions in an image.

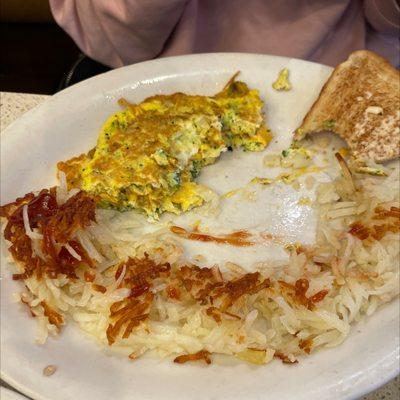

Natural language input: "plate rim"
[2,52,332,137]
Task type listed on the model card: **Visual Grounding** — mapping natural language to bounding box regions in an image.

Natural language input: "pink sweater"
[50,0,399,68]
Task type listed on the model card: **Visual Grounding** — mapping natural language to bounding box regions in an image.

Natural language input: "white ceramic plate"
[1,54,399,400]
[0,387,29,400]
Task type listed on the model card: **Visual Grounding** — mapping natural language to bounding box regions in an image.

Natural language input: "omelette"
[58,76,272,218]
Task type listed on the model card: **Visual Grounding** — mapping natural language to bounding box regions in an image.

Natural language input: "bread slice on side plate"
[294,50,400,164]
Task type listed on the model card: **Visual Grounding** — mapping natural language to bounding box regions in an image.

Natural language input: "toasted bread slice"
[295,50,400,163]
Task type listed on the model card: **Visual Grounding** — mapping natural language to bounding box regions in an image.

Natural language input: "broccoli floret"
[190,160,202,179]
[167,171,181,188]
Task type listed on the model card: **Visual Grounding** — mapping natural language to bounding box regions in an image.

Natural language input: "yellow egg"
[58,78,272,218]
[272,68,292,91]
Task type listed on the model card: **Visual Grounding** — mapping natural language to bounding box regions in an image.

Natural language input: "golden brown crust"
[295,50,400,163]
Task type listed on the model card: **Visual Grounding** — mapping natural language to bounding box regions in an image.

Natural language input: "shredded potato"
[1,150,399,366]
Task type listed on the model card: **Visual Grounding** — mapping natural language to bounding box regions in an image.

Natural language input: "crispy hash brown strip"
[41,301,64,330]
[120,255,171,296]
[106,294,153,345]
[20,296,65,331]
[174,350,212,364]
[41,191,96,276]
[206,306,241,323]
[298,338,313,355]
[170,226,254,247]
[1,190,56,280]
[212,272,270,310]
[278,279,329,310]
[349,206,400,241]
[106,255,171,344]
[274,351,298,364]
[0,192,36,219]
[176,265,224,304]
[333,154,400,242]
[106,260,271,345]
[0,189,96,280]
[174,265,270,310]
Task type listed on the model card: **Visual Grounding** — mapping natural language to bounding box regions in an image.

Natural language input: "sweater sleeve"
[49,0,188,68]
[364,0,399,35]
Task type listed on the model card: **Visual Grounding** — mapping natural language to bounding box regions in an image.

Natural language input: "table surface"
[0,91,398,400]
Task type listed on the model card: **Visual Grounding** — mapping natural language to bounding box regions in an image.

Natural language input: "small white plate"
[1,53,399,400]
